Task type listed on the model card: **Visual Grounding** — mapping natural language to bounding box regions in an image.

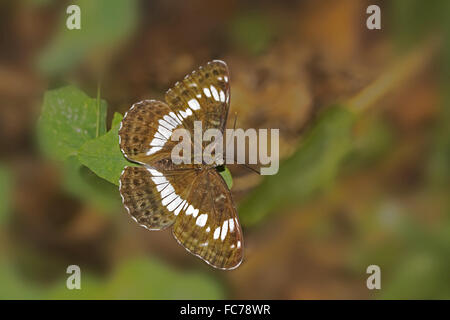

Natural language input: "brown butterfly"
[118,60,243,270]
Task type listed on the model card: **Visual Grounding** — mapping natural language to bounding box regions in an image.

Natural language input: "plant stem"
[96,79,101,138]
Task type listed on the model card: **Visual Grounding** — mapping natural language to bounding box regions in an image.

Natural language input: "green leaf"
[218,166,233,189]
[62,156,121,213]
[47,257,225,299]
[37,0,138,75]
[37,85,107,161]
[78,112,136,186]
[0,164,12,224]
[239,106,356,226]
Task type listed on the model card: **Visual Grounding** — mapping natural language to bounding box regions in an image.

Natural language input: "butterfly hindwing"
[119,166,197,230]
[172,169,243,270]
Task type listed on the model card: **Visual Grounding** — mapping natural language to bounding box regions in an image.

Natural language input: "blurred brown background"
[0,0,449,299]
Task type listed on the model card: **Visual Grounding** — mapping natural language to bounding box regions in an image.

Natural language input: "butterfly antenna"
[224,112,261,176]
[224,112,238,163]
[222,158,261,175]
[240,164,261,175]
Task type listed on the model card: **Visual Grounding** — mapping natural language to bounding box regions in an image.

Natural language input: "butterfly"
[118,60,243,270]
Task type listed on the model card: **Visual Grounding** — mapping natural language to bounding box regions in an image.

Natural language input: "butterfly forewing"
[119,100,193,166]
[165,60,230,135]
[172,170,243,270]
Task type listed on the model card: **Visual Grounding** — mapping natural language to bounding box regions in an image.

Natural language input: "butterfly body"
[118,60,244,270]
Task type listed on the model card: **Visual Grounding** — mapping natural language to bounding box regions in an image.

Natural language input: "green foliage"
[79,113,137,186]
[0,165,11,224]
[218,166,233,190]
[239,106,356,226]
[37,0,137,75]
[38,85,132,212]
[38,86,107,161]
[47,257,224,299]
